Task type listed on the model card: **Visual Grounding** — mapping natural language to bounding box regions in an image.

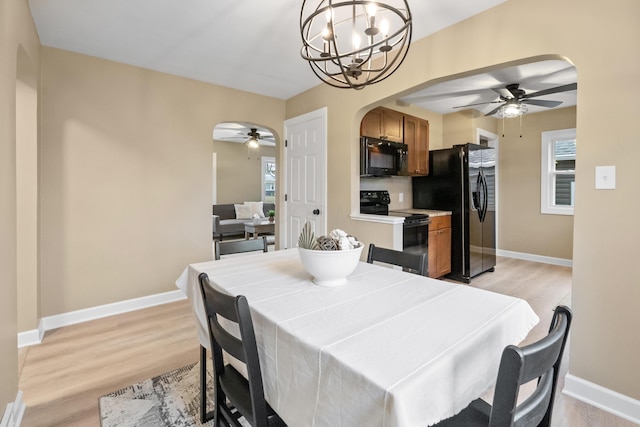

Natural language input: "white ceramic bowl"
[298,244,364,287]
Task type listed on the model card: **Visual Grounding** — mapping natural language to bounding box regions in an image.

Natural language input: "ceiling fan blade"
[522,99,563,108]
[523,83,577,99]
[485,105,503,116]
[453,100,501,109]
[491,87,510,97]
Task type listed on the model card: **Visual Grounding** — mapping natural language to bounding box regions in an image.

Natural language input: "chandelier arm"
[302,19,411,60]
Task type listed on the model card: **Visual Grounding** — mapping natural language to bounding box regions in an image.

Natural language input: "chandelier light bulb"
[352,33,361,50]
[367,3,377,17]
[380,19,389,37]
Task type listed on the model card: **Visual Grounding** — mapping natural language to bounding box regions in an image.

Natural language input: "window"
[261,156,276,203]
[541,129,576,215]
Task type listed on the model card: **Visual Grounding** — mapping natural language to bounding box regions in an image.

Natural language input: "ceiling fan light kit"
[497,100,528,118]
[246,128,261,149]
[300,0,412,90]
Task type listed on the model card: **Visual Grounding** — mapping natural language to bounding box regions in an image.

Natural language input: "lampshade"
[300,0,412,90]
[497,100,528,118]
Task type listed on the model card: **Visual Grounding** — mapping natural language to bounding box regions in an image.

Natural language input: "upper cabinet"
[361,107,429,176]
[404,115,429,176]
[361,107,404,143]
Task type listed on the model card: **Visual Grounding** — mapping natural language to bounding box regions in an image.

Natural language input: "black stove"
[360,190,430,260]
[360,190,391,215]
[388,211,430,225]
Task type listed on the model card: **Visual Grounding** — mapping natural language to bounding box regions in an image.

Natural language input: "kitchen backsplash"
[360,176,413,210]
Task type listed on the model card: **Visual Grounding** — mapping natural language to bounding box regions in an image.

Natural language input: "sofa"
[213,202,275,240]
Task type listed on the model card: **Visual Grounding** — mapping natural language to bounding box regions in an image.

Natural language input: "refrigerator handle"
[471,173,481,212]
[480,169,489,222]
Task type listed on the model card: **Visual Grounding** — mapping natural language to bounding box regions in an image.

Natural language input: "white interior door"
[284,108,327,249]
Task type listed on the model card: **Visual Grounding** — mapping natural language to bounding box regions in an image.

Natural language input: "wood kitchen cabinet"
[360,107,404,143]
[428,215,451,278]
[403,115,429,175]
[361,107,429,174]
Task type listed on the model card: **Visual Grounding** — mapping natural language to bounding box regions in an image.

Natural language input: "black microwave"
[360,137,408,177]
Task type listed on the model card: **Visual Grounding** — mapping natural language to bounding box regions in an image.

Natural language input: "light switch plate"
[595,166,616,189]
[399,192,404,202]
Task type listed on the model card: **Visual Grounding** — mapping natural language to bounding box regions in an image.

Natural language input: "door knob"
[313,209,320,215]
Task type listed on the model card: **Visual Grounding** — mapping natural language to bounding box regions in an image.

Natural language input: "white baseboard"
[1,391,25,427]
[17,290,186,348]
[497,249,573,267]
[17,322,45,349]
[564,374,640,424]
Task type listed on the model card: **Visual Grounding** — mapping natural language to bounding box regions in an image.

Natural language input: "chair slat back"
[489,306,572,427]
[198,272,271,427]
[366,243,428,275]
[215,236,268,260]
[199,274,246,363]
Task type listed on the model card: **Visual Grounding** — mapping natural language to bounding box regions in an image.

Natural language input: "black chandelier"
[300,0,412,90]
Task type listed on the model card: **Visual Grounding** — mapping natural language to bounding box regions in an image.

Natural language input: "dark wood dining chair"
[432,305,573,427]
[198,272,286,427]
[366,243,428,276]
[215,236,268,260]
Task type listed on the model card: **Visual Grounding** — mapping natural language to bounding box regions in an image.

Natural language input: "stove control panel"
[360,190,390,205]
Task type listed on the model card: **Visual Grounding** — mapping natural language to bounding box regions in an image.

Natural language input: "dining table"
[175,248,539,427]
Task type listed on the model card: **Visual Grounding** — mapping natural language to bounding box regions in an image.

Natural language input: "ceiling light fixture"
[496,99,528,118]
[300,0,412,90]
[246,128,261,149]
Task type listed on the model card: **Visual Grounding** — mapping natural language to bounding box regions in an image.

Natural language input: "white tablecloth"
[176,249,539,427]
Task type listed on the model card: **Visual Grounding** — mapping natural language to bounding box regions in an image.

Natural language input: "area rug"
[99,362,249,427]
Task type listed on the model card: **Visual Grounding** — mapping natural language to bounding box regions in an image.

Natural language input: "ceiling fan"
[455,82,577,117]
[213,123,276,146]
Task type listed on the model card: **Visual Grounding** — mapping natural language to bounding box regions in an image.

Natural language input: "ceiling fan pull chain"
[519,114,524,138]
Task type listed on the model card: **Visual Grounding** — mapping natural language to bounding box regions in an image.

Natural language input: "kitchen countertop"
[390,209,452,217]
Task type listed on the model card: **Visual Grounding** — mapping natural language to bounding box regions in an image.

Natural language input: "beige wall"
[442,110,498,148]
[1,0,41,411]
[212,140,276,204]
[38,47,285,316]
[287,0,640,400]
[499,107,576,260]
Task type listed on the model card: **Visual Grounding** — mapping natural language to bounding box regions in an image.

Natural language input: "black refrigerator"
[413,143,496,283]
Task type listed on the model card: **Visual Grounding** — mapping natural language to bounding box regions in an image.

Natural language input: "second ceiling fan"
[455,82,577,117]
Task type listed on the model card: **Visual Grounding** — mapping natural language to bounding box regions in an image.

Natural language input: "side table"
[244,220,275,239]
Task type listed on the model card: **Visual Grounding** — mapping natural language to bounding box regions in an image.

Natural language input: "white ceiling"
[28,0,509,100]
[397,59,577,116]
[28,0,577,122]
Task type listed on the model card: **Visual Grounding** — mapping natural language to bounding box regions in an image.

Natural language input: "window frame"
[541,128,576,215]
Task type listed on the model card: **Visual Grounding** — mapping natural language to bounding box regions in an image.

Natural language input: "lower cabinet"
[428,215,452,278]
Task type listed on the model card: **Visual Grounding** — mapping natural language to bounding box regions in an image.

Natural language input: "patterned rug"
[99,362,247,427]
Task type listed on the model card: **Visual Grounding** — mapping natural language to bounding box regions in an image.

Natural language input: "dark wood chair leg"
[200,345,209,423]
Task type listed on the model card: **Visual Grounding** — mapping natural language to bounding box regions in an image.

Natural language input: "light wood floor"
[18,256,638,426]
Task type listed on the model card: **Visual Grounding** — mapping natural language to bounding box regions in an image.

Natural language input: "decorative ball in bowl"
[298,244,364,287]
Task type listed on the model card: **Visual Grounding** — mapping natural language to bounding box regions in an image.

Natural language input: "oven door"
[403,220,429,255]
